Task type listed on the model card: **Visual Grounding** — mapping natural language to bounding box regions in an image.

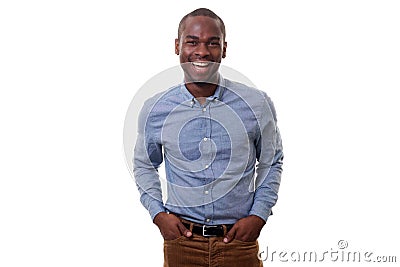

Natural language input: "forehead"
[181,16,223,38]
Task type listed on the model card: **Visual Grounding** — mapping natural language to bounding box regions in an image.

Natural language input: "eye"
[208,42,220,46]
[186,41,198,46]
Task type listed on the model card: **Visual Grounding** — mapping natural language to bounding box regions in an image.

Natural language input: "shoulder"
[223,79,277,120]
[223,79,271,103]
[139,84,182,117]
[136,84,182,130]
[142,85,181,110]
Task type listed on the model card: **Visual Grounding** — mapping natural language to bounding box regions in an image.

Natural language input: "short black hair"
[178,8,226,40]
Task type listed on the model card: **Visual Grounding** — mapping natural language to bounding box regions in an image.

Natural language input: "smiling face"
[175,16,227,84]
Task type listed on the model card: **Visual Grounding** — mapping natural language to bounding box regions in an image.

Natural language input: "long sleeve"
[133,102,166,221]
[249,96,284,221]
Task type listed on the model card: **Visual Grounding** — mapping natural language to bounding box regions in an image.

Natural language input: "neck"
[184,73,219,98]
[185,82,218,99]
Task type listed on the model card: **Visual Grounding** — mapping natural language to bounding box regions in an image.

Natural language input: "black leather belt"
[182,222,233,237]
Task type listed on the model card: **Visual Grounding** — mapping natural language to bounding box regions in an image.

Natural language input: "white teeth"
[192,62,210,67]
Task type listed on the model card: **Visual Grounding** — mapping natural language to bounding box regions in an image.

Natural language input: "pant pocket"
[163,235,185,243]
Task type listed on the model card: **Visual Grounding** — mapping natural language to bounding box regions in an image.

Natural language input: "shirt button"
[206,218,210,222]
[204,190,209,195]
[202,107,206,112]
[203,137,208,141]
[205,164,209,169]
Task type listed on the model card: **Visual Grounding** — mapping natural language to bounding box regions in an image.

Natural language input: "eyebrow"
[184,35,221,41]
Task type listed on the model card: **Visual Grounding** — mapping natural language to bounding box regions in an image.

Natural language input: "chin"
[181,62,220,84]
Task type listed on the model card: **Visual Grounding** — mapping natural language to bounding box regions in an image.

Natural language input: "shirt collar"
[179,74,226,101]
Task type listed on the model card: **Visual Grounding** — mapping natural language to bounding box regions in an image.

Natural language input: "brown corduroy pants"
[163,232,263,267]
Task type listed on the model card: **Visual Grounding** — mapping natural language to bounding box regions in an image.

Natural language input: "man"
[133,8,283,267]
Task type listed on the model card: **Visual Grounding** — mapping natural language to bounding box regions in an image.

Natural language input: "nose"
[194,42,210,58]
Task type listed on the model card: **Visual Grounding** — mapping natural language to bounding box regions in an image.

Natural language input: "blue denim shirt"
[133,77,283,225]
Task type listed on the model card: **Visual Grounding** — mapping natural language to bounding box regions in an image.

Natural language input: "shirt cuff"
[148,200,166,221]
[249,206,273,222]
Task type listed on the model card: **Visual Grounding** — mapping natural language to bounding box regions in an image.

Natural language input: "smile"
[191,62,211,67]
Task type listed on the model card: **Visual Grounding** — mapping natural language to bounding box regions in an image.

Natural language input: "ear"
[222,41,227,58]
[175,38,180,55]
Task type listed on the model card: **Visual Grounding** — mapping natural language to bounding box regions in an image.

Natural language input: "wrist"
[153,211,168,225]
[249,215,266,227]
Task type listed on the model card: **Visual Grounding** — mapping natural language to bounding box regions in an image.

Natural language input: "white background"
[1,0,399,266]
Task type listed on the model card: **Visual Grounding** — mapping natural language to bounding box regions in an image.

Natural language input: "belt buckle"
[202,225,219,237]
